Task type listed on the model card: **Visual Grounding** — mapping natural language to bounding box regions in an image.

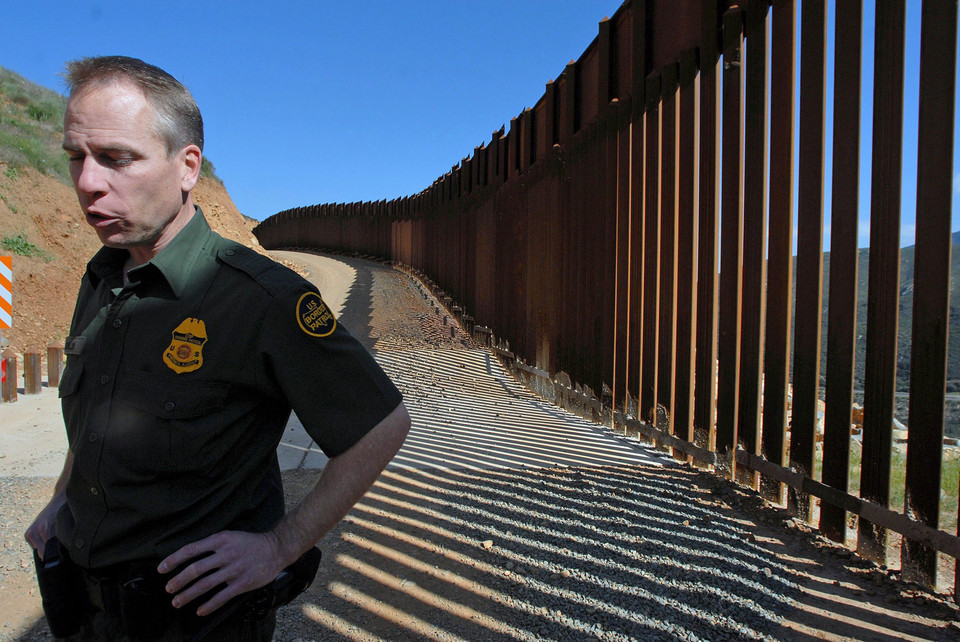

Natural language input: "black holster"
[115,562,175,640]
[33,537,85,638]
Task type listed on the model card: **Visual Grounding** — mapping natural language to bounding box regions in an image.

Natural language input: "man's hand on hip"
[157,530,285,616]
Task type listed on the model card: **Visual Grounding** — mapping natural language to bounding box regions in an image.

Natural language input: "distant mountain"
[819,232,960,394]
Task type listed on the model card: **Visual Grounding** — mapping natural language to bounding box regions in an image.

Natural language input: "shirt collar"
[84,207,212,298]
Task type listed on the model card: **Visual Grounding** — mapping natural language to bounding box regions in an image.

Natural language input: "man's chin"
[97,233,140,251]
[96,232,128,248]
[96,232,160,262]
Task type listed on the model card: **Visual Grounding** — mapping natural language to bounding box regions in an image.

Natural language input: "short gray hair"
[64,56,204,155]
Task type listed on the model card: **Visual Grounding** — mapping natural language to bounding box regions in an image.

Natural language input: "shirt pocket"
[58,359,84,447]
[58,359,83,398]
[59,334,87,399]
[113,370,231,474]
[120,370,229,419]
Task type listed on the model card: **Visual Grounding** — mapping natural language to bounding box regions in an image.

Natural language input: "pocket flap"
[119,370,229,419]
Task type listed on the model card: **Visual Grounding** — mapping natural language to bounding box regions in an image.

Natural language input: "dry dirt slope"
[0,164,262,360]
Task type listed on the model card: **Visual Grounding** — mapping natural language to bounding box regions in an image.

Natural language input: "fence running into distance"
[254,0,960,597]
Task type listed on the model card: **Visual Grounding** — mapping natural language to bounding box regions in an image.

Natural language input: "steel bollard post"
[2,349,17,403]
[48,341,64,388]
[24,347,42,394]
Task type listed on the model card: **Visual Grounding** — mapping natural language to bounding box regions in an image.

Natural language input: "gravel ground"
[3,253,960,641]
[292,464,804,641]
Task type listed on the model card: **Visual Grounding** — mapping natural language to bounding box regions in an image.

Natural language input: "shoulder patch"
[296,291,337,337]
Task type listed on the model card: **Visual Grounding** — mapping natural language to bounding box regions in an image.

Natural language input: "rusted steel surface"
[602,99,620,403]
[673,48,698,452]
[1,349,16,403]
[641,72,661,419]
[737,0,768,489]
[860,0,906,567]
[252,0,960,585]
[23,348,42,395]
[716,7,743,463]
[790,0,826,520]
[648,0,706,71]
[567,123,587,385]
[693,0,720,451]
[657,62,679,440]
[47,342,63,388]
[904,0,957,590]
[820,0,862,546]
[612,98,632,411]
[627,1,647,411]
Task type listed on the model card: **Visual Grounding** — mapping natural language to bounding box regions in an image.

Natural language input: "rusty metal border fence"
[255,0,960,596]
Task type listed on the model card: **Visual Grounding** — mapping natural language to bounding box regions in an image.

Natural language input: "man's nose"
[73,157,108,195]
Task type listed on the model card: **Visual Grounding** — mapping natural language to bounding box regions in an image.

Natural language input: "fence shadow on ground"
[14,459,954,642]
[276,463,955,641]
[280,464,803,641]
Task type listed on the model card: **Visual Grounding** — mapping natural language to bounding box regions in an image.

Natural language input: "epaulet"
[216,244,305,298]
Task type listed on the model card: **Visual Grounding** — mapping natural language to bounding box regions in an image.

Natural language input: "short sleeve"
[259,280,403,457]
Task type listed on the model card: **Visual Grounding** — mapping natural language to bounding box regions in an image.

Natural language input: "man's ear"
[180,145,202,192]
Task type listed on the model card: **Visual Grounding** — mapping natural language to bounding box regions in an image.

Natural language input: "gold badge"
[296,292,336,337]
[164,318,208,374]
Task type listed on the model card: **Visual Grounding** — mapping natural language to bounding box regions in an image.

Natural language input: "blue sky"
[1,1,952,249]
[3,1,624,221]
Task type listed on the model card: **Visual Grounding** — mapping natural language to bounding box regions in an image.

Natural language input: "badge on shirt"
[164,318,208,374]
[296,292,337,337]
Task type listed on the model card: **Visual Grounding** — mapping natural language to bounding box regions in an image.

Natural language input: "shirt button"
[99,375,110,385]
[90,487,98,496]
[225,249,236,256]
[88,433,98,442]
[164,402,176,412]
[112,319,122,329]
[75,539,85,549]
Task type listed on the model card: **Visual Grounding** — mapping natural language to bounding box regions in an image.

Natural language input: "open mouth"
[85,210,121,227]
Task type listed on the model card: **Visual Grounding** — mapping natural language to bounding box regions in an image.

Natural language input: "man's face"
[62,81,199,262]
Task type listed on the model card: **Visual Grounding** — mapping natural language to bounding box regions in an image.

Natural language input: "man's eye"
[102,154,132,167]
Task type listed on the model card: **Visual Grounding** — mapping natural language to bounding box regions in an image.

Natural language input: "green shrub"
[0,67,70,185]
[200,157,223,184]
[26,101,58,122]
[1,233,51,260]
[0,128,70,184]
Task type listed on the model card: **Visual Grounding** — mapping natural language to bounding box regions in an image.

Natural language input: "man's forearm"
[25,449,74,553]
[271,402,411,567]
[157,404,410,615]
[53,449,74,495]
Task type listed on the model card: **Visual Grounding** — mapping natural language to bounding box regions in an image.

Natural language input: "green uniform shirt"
[56,209,402,569]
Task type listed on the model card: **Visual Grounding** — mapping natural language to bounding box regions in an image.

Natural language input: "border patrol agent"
[25,56,411,641]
